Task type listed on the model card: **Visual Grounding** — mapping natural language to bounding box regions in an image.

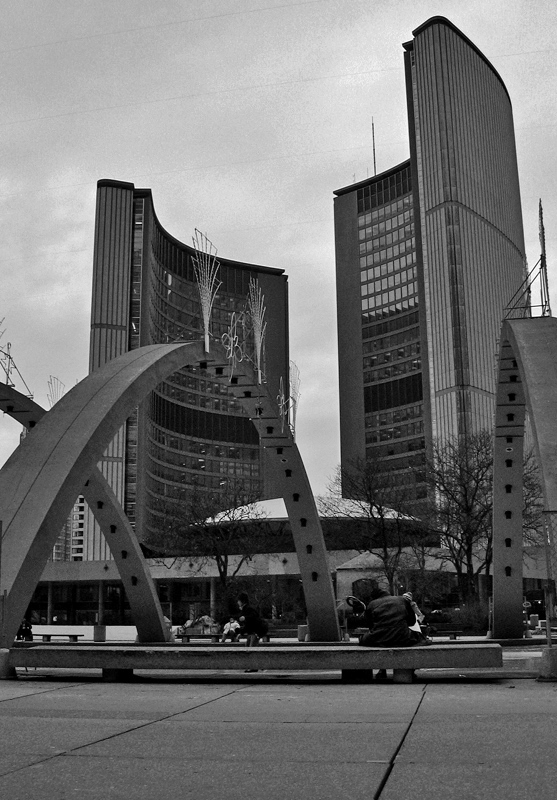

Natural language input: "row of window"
[359,213,413,247]
[365,403,423,429]
[361,257,417,283]
[364,373,423,413]
[362,297,419,321]
[362,285,419,311]
[158,381,243,414]
[357,166,412,213]
[148,457,259,484]
[360,237,415,266]
[365,419,424,444]
[360,251,417,280]
[359,223,414,251]
[364,448,426,475]
[151,288,236,332]
[363,341,420,370]
[361,270,418,298]
[362,310,420,341]
[362,264,417,290]
[366,438,426,459]
[149,441,259,474]
[147,473,261,499]
[150,394,260,445]
[358,195,412,227]
[153,229,256,297]
[364,356,421,384]
[166,371,234,397]
[149,424,259,461]
[362,327,420,354]
[359,225,415,254]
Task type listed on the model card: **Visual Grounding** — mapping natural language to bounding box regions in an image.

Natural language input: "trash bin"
[297,624,308,642]
[93,624,106,642]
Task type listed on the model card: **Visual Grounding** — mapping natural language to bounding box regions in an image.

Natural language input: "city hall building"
[82,179,290,560]
[334,17,527,497]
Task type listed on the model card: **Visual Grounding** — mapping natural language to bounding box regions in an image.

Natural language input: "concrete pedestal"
[537,646,557,681]
[297,625,308,642]
[0,648,16,680]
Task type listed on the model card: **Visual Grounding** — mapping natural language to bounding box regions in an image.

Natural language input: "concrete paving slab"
[0,755,389,800]
[396,712,557,764]
[2,674,557,799]
[0,754,46,777]
[0,683,237,720]
[381,762,557,800]
[77,719,407,763]
[417,681,557,717]
[0,716,149,755]
[0,680,85,702]
[178,684,424,723]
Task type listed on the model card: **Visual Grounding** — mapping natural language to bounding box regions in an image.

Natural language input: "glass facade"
[357,165,426,484]
[334,17,526,502]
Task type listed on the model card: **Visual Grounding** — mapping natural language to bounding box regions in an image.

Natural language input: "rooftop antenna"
[372,117,377,176]
[539,199,552,317]
[0,340,33,397]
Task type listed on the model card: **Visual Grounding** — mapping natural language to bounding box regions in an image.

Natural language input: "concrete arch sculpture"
[0,341,340,649]
[0,384,169,645]
[492,317,557,638]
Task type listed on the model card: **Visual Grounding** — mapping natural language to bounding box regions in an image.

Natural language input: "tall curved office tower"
[85,179,289,558]
[334,17,526,497]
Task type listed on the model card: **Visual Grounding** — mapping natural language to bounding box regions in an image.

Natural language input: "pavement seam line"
[374,684,427,800]
[0,685,244,778]
[0,680,91,704]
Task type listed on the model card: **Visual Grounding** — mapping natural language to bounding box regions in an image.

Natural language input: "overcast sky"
[1,0,556,496]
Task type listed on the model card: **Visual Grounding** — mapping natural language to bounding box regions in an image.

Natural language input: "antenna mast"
[539,199,552,317]
[372,117,377,176]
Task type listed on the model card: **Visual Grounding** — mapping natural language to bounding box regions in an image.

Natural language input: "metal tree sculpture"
[221,311,246,381]
[277,376,289,433]
[289,361,301,440]
[247,277,267,384]
[47,376,66,408]
[192,229,221,352]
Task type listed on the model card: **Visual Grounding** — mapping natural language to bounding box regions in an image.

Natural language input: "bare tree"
[522,448,544,547]
[422,431,492,602]
[422,430,543,602]
[319,458,429,594]
[146,478,275,592]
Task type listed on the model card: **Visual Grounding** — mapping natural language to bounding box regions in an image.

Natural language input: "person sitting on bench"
[237,592,269,671]
[347,586,431,679]
[221,617,241,643]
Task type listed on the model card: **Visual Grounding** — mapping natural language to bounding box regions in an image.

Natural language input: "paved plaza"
[0,647,556,799]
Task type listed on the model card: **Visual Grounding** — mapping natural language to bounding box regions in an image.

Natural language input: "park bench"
[176,632,221,643]
[31,634,85,643]
[7,642,503,683]
[429,623,464,640]
[176,627,272,644]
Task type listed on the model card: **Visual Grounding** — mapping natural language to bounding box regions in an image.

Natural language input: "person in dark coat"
[16,619,33,641]
[237,592,268,644]
[358,587,429,648]
[353,586,430,681]
[237,592,269,673]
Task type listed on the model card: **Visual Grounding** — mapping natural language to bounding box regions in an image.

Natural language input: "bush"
[450,602,489,633]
